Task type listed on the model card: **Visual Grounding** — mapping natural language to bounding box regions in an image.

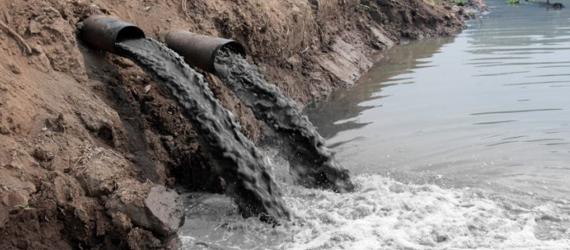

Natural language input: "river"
[180,1,570,249]
[309,0,570,203]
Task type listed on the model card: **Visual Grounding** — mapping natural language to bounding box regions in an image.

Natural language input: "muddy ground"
[0,0,476,249]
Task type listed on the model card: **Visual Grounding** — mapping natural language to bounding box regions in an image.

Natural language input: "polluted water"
[214,49,353,192]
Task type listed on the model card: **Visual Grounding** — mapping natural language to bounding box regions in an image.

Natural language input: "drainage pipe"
[80,15,145,54]
[165,31,246,74]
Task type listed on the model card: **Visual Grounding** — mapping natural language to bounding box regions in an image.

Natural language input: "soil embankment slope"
[0,0,471,248]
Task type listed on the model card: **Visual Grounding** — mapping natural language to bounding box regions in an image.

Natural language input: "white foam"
[280,175,570,250]
[178,174,570,249]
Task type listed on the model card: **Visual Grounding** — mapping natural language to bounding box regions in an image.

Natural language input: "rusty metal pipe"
[80,15,145,53]
[165,31,246,74]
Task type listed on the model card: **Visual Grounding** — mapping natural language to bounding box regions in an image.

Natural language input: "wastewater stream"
[214,49,353,192]
[175,1,570,249]
[117,38,289,220]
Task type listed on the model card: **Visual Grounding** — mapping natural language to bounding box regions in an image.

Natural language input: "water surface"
[308,0,570,201]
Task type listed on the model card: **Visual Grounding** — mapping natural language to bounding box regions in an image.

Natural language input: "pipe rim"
[115,26,146,43]
[212,41,247,72]
[220,41,246,57]
[80,15,145,53]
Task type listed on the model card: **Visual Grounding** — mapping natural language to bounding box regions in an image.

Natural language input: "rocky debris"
[0,127,9,135]
[7,63,21,74]
[144,186,185,235]
[77,112,118,146]
[31,146,55,170]
[44,114,66,133]
[105,180,184,237]
[127,227,163,250]
[0,174,36,229]
[74,148,131,196]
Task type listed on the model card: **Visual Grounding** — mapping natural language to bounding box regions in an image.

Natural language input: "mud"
[0,0,474,248]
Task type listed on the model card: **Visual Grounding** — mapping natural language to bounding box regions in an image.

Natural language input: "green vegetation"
[16,204,34,210]
[454,0,467,6]
[507,0,521,5]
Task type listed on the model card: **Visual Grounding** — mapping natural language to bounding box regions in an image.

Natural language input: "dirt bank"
[0,0,475,248]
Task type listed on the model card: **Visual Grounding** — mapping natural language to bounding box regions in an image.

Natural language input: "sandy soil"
[0,0,473,248]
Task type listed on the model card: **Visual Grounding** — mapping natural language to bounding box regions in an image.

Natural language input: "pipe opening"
[218,42,246,58]
[116,26,145,43]
[80,15,145,54]
[165,31,247,74]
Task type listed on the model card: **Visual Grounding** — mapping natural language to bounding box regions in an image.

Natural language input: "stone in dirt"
[144,186,186,235]
[105,180,184,236]
[74,148,131,196]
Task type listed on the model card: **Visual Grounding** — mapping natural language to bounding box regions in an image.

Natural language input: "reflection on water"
[307,0,570,201]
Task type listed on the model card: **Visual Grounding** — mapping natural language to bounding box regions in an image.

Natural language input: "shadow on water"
[306,37,455,140]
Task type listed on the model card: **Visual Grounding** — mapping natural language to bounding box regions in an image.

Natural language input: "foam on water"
[283,175,570,249]
[180,174,570,250]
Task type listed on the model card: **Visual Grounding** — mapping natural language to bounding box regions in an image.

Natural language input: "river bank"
[0,0,476,248]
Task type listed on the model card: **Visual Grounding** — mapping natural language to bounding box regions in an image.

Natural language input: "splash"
[283,175,570,249]
[180,174,570,249]
[117,38,288,220]
[214,49,354,192]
